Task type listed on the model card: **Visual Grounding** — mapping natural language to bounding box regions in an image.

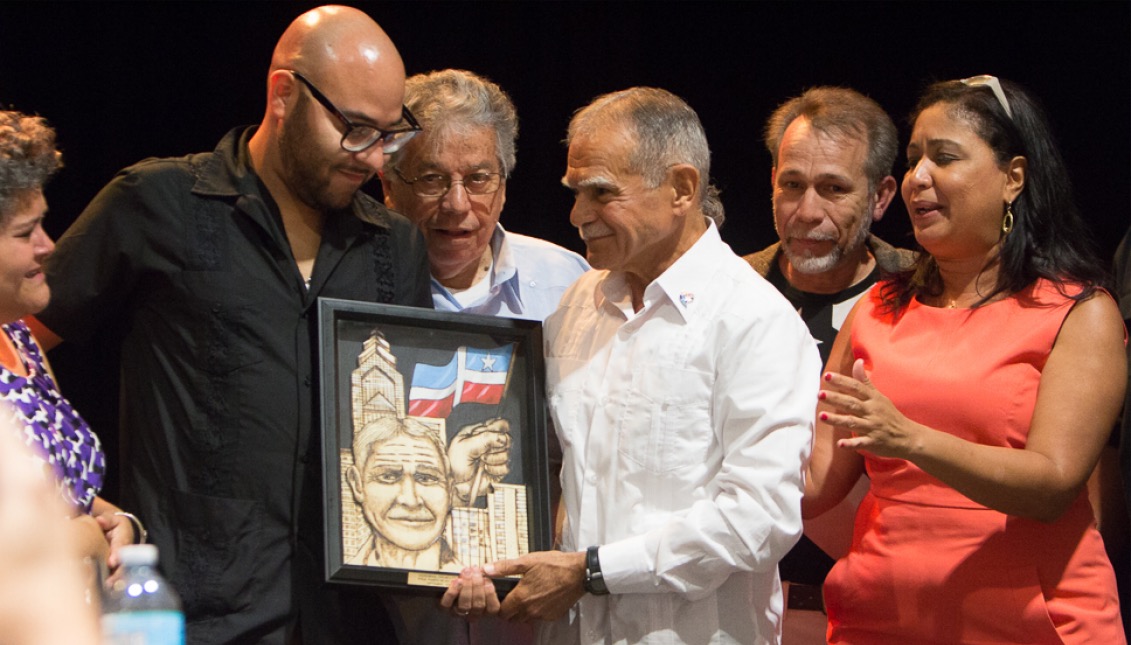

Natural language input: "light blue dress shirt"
[430,224,590,322]
[393,224,589,645]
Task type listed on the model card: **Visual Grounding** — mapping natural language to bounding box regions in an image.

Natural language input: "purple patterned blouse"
[0,321,105,513]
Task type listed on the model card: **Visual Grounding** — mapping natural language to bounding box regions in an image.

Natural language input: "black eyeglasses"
[288,70,422,153]
[392,168,506,198]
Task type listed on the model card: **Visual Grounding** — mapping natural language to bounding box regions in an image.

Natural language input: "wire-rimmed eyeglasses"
[288,70,422,154]
[392,168,506,198]
[959,75,1013,121]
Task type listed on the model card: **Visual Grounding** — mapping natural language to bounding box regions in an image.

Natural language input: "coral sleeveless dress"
[824,279,1124,644]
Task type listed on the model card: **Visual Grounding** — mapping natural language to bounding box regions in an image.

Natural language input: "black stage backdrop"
[1,1,1128,500]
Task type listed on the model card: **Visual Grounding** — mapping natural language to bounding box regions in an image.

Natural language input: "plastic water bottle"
[102,544,185,645]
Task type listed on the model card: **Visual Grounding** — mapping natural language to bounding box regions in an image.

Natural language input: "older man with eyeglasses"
[32,6,431,644]
[377,68,587,645]
[382,69,589,323]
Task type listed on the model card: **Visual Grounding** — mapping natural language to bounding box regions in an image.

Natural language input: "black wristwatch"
[583,545,610,595]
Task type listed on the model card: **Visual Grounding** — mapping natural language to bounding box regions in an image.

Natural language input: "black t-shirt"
[766,260,880,366]
[766,257,880,585]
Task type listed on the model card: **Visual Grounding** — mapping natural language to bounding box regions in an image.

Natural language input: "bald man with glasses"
[34,6,431,644]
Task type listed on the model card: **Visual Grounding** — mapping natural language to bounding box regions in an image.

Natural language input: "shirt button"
[586,472,597,485]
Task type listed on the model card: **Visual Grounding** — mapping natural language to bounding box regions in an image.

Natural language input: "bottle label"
[103,610,185,645]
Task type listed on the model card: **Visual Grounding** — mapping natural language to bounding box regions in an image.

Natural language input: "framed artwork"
[317,298,551,594]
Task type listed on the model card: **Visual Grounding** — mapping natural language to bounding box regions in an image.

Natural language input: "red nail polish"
[819,412,828,421]
[818,391,827,400]
[823,372,832,381]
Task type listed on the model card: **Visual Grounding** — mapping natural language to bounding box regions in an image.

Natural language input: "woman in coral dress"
[805,76,1126,644]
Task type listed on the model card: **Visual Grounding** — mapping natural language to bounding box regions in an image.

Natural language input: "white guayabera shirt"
[540,223,821,645]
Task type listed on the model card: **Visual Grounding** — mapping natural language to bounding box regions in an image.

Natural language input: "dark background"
[2,1,1128,265]
[1,0,1128,490]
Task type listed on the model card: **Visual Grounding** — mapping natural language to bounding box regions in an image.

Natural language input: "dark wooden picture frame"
[318,298,551,594]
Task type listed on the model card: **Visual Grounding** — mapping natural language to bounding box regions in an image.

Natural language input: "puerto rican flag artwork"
[407,344,514,418]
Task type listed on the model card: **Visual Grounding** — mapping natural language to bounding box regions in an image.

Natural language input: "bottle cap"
[118,543,159,566]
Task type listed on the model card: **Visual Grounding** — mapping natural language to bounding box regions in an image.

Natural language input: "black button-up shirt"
[40,127,432,644]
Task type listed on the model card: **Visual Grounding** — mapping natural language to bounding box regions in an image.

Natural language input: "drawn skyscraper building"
[350,329,404,424]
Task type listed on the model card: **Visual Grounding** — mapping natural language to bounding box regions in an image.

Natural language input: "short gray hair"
[0,111,61,224]
[390,69,518,175]
[567,87,724,227]
[763,87,896,193]
[352,416,449,478]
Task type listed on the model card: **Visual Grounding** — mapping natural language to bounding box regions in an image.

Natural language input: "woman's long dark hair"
[881,78,1105,312]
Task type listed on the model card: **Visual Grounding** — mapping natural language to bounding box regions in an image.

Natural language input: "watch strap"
[583,545,610,595]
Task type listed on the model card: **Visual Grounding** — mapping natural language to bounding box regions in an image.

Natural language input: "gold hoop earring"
[1001,204,1014,235]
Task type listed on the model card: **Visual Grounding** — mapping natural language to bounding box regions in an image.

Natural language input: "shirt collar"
[189,126,389,238]
[597,219,723,323]
[491,223,518,286]
[190,126,259,198]
[432,223,519,308]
